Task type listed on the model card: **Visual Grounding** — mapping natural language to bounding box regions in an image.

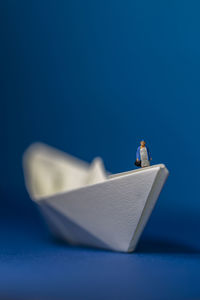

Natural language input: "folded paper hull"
[23,143,169,252]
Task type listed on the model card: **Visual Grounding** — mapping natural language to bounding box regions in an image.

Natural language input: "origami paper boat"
[23,143,169,252]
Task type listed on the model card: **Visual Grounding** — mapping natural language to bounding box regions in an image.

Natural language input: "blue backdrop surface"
[1,0,200,299]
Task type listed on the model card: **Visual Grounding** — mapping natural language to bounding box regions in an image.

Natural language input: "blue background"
[1,0,200,299]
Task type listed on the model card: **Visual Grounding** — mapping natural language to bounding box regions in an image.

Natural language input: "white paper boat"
[23,143,169,252]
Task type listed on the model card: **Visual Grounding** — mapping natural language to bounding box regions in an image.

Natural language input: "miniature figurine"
[135,140,152,168]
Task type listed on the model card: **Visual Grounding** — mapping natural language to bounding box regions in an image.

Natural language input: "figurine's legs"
[141,160,150,168]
